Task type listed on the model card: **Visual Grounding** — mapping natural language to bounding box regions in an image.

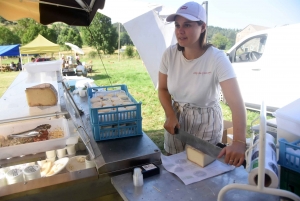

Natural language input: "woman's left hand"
[217,142,246,167]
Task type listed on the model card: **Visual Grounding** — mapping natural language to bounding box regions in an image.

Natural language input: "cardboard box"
[276,98,300,143]
[222,120,233,144]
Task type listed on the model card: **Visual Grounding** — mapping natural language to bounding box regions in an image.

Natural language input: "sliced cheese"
[25,83,58,107]
[186,145,215,167]
[40,161,53,177]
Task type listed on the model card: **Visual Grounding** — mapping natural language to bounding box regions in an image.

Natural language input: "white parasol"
[98,0,176,87]
[65,42,84,55]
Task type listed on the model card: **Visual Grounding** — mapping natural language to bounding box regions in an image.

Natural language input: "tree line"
[0,14,240,53]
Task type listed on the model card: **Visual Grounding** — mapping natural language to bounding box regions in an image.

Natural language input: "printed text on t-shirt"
[193,72,211,75]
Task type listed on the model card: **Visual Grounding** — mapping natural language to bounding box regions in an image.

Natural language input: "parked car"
[223,23,300,113]
[35,57,51,62]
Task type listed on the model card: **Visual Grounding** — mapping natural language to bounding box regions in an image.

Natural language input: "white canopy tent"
[65,42,84,55]
[98,0,177,87]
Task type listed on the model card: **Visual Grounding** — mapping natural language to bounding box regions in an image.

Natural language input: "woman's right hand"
[164,115,179,135]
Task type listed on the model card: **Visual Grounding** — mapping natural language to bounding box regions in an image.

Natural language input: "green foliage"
[134,50,140,59]
[81,13,118,55]
[211,33,229,50]
[51,23,69,38]
[125,45,134,57]
[57,27,83,50]
[0,17,6,24]
[0,26,21,45]
[13,18,57,45]
[120,32,133,46]
[112,23,133,47]
[88,51,97,59]
[112,22,127,32]
[207,26,240,49]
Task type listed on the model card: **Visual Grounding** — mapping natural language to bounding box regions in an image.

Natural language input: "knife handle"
[242,160,247,169]
[174,127,179,134]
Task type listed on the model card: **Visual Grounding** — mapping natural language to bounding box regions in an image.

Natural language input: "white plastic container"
[0,171,7,187]
[24,60,63,73]
[0,117,70,160]
[275,98,300,142]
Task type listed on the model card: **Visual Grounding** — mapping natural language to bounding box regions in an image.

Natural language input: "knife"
[174,127,246,168]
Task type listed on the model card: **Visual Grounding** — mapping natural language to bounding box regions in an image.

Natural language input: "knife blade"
[174,127,246,168]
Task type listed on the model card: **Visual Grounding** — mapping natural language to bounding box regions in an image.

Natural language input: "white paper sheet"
[161,151,235,185]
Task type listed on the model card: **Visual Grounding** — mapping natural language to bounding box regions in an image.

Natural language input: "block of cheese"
[25,83,58,107]
[186,145,215,167]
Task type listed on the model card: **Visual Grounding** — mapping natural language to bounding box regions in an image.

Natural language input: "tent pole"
[118,22,120,61]
[19,53,23,71]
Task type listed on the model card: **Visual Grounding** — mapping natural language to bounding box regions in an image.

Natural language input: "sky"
[135,0,300,29]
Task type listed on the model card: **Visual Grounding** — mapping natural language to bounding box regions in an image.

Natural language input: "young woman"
[158,1,247,167]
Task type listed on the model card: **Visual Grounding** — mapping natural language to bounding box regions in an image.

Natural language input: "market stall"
[0,61,161,200]
[0,44,21,72]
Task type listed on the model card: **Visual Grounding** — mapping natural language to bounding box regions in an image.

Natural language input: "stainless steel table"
[111,165,281,201]
[0,74,161,200]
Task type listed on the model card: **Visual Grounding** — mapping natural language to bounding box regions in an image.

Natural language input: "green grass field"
[0,54,265,152]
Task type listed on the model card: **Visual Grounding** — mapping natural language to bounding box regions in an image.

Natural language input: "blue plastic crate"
[87,85,142,125]
[91,120,143,141]
[278,138,300,173]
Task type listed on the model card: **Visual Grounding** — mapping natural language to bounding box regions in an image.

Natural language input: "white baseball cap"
[166,1,206,23]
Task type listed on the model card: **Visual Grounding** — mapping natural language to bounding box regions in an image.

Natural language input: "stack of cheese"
[90,90,136,114]
[25,83,58,107]
[186,145,215,167]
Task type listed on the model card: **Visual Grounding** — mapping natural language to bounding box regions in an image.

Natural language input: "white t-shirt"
[159,45,236,108]
[76,65,85,72]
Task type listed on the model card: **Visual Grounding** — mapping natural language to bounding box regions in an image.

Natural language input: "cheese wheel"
[123,101,134,105]
[113,101,123,106]
[106,93,114,97]
[90,96,101,103]
[25,83,58,107]
[92,102,102,108]
[95,94,104,98]
[186,145,215,167]
[111,97,120,101]
[103,95,112,100]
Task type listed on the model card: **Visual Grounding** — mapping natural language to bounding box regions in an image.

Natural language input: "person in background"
[31,57,35,62]
[9,62,16,71]
[17,57,22,71]
[158,1,246,167]
[76,64,87,77]
[61,55,66,68]
[76,53,82,65]
[17,61,22,71]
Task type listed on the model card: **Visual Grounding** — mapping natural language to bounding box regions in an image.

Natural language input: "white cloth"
[159,45,236,108]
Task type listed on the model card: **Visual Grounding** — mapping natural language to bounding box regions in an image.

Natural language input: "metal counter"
[111,165,281,201]
[0,73,161,200]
